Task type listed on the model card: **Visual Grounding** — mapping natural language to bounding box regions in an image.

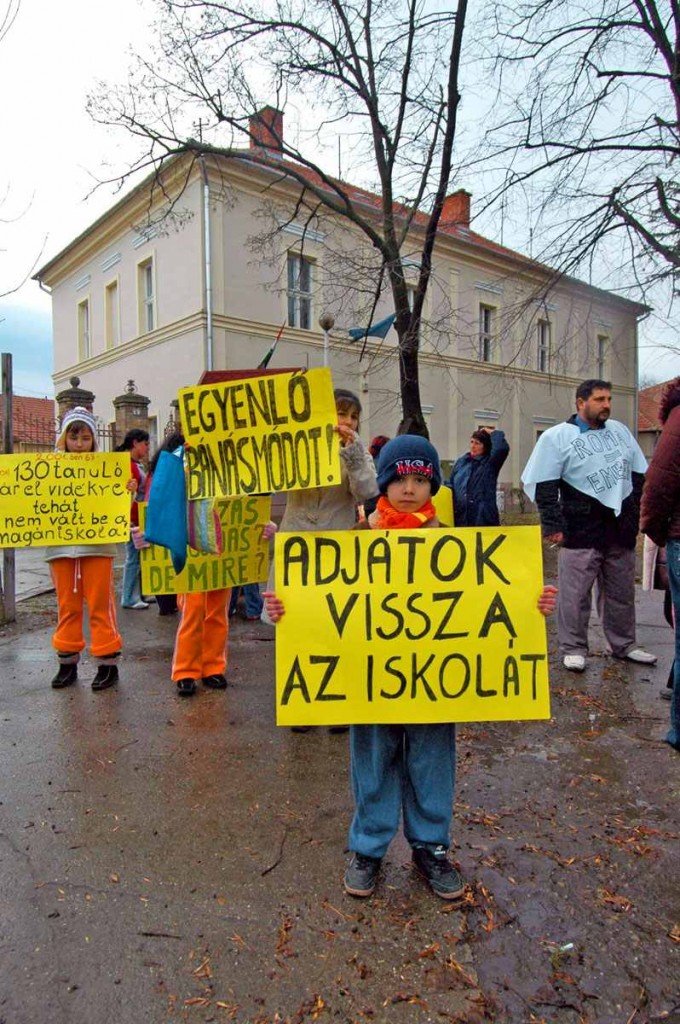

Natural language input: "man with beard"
[522,379,656,672]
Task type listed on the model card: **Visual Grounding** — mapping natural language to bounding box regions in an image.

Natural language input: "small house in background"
[638,381,669,459]
[0,396,56,452]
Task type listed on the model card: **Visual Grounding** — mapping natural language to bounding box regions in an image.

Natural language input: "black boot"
[51,663,78,689]
[202,673,227,689]
[92,664,119,691]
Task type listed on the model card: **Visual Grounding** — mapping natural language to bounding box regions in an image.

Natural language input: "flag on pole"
[258,323,286,369]
[347,313,396,342]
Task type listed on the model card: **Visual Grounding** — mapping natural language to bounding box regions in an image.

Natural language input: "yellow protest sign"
[274,525,550,726]
[178,367,341,498]
[140,495,272,594]
[0,452,131,547]
[433,484,454,526]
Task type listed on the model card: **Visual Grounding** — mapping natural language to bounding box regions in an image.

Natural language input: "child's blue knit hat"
[376,434,442,495]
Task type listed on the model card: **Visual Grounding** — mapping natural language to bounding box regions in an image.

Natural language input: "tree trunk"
[397,335,428,437]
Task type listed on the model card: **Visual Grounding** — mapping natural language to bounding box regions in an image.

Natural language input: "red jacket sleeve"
[640,405,680,546]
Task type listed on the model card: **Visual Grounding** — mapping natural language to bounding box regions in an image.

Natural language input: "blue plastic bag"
[145,448,188,574]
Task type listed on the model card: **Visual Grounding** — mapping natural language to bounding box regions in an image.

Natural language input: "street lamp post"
[318,313,335,368]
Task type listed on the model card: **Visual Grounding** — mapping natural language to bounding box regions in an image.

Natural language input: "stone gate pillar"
[112,381,151,442]
[55,376,95,422]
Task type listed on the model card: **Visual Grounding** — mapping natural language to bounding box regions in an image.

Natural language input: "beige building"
[35,110,647,503]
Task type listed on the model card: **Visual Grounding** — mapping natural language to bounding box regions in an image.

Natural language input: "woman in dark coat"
[448,428,510,527]
[640,377,680,753]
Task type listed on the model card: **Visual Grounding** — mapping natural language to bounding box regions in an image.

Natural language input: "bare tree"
[0,0,33,302]
[0,0,19,45]
[478,0,680,305]
[93,0,468,436]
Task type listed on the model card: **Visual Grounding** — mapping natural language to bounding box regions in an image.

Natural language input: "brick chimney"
[249,106,284,153]
[442,189,471,228]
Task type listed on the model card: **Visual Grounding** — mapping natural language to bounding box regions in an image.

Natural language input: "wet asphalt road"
[0,578,678,1024]
[0,607,483,1024]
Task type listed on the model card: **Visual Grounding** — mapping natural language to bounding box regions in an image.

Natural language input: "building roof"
[34,144,648,315]
[240,149,649,312]
[638,381,669,432]
[0,396,56,445]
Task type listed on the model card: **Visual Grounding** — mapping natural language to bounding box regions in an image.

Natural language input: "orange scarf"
[370,494,437,529]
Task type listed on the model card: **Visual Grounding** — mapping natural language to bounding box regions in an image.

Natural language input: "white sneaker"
[624,648,657,665]
[563,655,586,672]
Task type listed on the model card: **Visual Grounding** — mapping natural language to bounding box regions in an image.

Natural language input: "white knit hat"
[56,406,99,451]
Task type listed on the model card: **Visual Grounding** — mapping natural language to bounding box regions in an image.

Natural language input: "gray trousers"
[557,545,636,658]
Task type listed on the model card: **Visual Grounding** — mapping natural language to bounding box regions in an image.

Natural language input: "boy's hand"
[126,478,138,493]
[262,520,278,541]
[263,592,285,622]
[335,424,357,447]
[537,584,558,615]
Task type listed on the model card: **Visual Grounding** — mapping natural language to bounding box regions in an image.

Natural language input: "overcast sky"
[0,0,676,398]
[0,0,150,395]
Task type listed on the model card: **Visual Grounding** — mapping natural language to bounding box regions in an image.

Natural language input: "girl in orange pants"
[47,407,129,692]
[171,589,232,696]
[168,521,276,697]
[49,557,122,679]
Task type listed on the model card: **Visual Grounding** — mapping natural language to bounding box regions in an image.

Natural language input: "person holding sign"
[117,428,151,610]
[143,431,185,617]
[522,379,655,673]
[265,434,558,899]
[172,519,278,697]
[268,388,377,537]
[262,387,378,734]
[47,408,125,691]
[262,388,377,610]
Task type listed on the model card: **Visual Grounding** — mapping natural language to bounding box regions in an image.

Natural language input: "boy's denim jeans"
[664,538,680,751]
[349,722,457,859]
[121,537,143,607]
[229,584,263,618]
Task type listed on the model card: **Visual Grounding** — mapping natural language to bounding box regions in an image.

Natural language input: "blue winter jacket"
[448,430,510,527]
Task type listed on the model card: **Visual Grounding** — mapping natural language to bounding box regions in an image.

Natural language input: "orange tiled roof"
[33,144,649,314]
[0,396,56,444]
[638,383,668,432]
[245,149,539,270]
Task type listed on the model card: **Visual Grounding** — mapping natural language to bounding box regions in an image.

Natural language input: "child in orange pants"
[172,589,232,695]
[171,521,277,697]
[47,407,128,691]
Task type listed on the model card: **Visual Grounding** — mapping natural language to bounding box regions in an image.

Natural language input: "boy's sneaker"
[623,648,657,665]
[412,845,465,900]
[563,654,586,672]
[344,853,381,897]
[51,663,78,689]
[92,665,119,691]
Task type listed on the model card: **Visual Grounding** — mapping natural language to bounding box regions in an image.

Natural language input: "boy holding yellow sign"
[265,435,557,901]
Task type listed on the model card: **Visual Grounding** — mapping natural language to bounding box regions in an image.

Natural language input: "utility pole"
[319,313,335,368]
[0,353,16,623]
